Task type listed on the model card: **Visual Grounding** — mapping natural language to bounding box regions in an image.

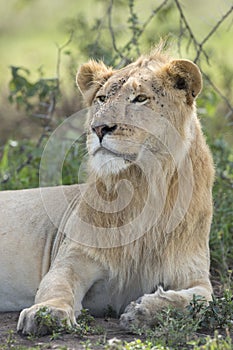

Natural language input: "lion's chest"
[81,277,145,317]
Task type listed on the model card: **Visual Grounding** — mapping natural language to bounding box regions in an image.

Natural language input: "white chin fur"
[90,151,130,177]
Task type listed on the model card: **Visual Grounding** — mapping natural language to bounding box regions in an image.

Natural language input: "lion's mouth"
[93,146,137,162]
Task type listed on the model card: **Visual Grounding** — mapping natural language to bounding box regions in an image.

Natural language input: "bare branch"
[201,69,233,119]
[174,0,232,120]
[194,5,233,62]
[174,0,210,63]
[56,31,74,90]
[108,0,127,61]
[139,0,169,35]
[173,0,199,50]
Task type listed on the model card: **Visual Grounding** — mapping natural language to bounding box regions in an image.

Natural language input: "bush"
[209,139,233,290]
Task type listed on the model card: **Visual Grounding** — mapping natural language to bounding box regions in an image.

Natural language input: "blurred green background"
[0,0,232,144]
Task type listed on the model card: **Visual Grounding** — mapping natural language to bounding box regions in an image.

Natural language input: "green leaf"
[0,143,9,172]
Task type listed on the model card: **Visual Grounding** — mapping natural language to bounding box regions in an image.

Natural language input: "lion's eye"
[132,95,148,103]
[96,95,106,103]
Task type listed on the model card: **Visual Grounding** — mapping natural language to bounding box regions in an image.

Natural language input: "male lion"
[0,46,214,335]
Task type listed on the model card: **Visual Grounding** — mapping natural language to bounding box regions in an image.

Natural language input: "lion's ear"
[76,60,113,104]
[166,59,202,105]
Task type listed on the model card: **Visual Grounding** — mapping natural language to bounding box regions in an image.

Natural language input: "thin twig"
[174,0,233,120]
[173,0,199,51]
[56,31,74,91]
[108,0,126,60]
[128,0,140,56]
[139,0,169,35]
[194,5,233,62]
[173,0,210,63]
[201,70,233,118]
[115,0,169,67]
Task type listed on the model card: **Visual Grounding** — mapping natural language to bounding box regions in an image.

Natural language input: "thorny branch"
[194,5,233,63]
[108,0,126,61]
[56,31,74,92]
[108,0,169,67]
[174,0,233,117]
[202,70,233,117]
[174,0,209,63]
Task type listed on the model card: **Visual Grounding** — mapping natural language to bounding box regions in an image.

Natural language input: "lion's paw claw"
[120,300,150,330]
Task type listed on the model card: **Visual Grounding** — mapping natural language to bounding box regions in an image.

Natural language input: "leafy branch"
[109,0,169,67]
[2,34,73,185]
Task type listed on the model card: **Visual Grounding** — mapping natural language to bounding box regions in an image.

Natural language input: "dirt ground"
[0,312,137,349]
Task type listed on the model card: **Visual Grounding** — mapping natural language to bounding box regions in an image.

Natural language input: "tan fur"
[0,46,214,335]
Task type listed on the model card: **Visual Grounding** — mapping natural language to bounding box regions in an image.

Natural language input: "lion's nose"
[92,124,117,142]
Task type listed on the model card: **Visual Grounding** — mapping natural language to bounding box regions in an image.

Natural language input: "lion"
[0,45,214,335]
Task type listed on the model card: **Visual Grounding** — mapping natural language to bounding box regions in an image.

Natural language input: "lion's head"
[77,48,202,178]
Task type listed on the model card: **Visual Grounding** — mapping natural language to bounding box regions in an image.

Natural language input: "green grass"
[105,335,233,350]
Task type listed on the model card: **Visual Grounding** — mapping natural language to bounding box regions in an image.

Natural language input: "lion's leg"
[120,282,212,329]
[17,244,104,335]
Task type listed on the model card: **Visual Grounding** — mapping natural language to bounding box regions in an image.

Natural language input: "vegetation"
[0,0,232,349]
[33,307,103,339]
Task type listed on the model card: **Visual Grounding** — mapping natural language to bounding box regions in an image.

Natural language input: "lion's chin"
[89,150,131,177]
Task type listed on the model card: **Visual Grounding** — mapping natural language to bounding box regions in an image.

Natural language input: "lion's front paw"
[120,297,152,330]
[17,303,76,336]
